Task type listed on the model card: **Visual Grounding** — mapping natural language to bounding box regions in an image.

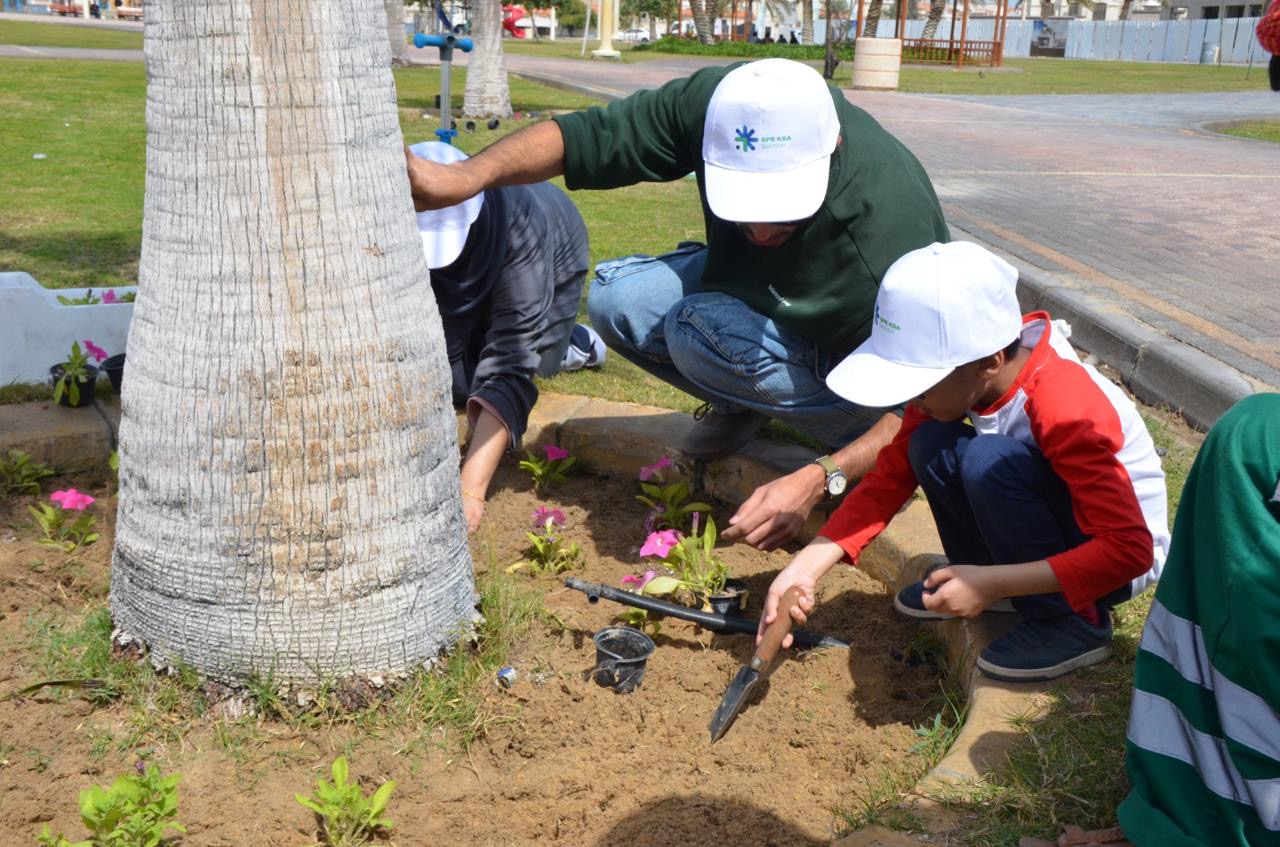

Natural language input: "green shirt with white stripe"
[1119,393,1280,845]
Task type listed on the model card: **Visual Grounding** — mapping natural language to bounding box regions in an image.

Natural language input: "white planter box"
[0,272,136,385]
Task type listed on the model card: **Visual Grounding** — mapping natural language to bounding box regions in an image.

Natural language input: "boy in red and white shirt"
[758,241,1170,682]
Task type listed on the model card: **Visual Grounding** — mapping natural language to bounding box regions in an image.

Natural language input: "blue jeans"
[908,419,1132,620]
[586,243,884,450]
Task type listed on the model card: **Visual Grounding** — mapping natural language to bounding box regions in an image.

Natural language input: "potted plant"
[630,515,746,614]
[50,340,106,408]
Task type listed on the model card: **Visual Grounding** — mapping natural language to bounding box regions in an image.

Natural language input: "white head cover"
[825,242,1023,408]
[701,59,840,223]
[408,141,484,269]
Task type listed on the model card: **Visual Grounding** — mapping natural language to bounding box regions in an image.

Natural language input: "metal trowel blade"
[708,664,759,742]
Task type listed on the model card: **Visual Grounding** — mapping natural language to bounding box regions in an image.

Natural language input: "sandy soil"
[0,462,941,846]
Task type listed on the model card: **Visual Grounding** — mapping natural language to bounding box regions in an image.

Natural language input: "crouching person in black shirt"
[409,141,597,533]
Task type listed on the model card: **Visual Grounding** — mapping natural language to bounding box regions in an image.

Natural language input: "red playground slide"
[502,4,528,37]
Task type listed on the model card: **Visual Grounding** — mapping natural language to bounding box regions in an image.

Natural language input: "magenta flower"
[50,489,95,511]
[543,444,570,462]
[532,506,566,529]
[82,340,108,363]
[638,455,673,482]
[621,569,657,590]
[102,290,118,305]
[639,529,681,559]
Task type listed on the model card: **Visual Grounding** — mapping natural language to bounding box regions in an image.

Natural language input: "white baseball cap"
[701,59,840,223]
[825,242,1022,408]
[408,141,484,269]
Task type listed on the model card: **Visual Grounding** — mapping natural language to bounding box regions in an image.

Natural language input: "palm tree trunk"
[861,0,883,36]
[690,0,716,42]
[464,0,513,117]
[385,0,410,64]
[111,0,476,686]
[1119,0,1132,18]
[922,0,945,37]
[801,0,814,42]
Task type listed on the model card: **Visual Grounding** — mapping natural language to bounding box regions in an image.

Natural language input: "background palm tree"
[111,0,476,686]
[922,0,946,37]
[465,0,513,117]
[690,0,716,42]
[861,0,884,36]
[385,0,410,65]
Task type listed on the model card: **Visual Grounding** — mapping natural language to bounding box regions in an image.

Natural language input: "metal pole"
[958,0,970,67]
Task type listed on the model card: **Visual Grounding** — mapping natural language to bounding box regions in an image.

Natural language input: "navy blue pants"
[907,419,1130,620]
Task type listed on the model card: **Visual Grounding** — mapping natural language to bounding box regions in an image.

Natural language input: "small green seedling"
[636,478,712,533]
[295,756,396,847]
[37,763,185,847]
[0,449,55,497]
[518,444,576,492]
[28,503,99,553]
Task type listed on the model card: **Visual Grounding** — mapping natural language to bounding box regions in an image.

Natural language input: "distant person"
[758,242,1169,683]
[1118,393,1280,844]
[407,142,600,534]
[789,32,800,44]
[1258,0,1279,91]
[89,1,99,17]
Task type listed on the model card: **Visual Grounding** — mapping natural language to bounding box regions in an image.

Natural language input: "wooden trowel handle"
[754,586,805,667]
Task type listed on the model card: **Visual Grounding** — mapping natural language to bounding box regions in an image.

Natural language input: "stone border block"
[1131,340,1252,432]
[0,400,112,471]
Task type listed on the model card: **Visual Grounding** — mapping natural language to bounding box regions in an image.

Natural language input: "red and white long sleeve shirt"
[820,312,1169,612]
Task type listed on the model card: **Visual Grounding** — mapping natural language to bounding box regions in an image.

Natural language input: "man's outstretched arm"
[721,411,903,551]
[406,119,566,211]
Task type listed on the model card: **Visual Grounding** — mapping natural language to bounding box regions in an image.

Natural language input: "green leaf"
[331,756,348,788]
[295,793,323,813]
[368,780,396,818]
[641,576,682,596]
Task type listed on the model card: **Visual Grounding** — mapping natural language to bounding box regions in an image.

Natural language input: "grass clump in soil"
[24,567,548,753]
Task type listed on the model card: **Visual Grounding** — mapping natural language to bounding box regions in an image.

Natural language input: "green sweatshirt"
[553,63,949,359]
[1119,393,1280,845]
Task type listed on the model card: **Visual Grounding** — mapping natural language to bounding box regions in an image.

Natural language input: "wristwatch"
[814,455,847,499]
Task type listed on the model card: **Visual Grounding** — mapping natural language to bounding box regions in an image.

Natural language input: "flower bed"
[0,459,945,844]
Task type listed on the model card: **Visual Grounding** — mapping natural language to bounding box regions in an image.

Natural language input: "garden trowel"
[708,586,805,743]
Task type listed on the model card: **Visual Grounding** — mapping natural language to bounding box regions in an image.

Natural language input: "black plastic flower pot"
[101,353,125,394]
[590,626,655,694]
[706,578,750,618]
[49,364,99,408]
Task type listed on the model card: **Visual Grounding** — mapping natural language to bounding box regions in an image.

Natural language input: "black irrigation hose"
[563,577,849,650]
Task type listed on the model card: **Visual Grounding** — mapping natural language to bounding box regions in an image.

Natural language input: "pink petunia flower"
[102,290,118,305]
[638,455,673,482]
[82,340,108,362]
[532,505,566,529]
[543,444,570,462]
[639,529,681,559]
[621,569,657,590]
[50,489,96,511]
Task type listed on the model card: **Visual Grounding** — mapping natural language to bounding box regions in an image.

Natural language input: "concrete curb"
[0,391,1064,839]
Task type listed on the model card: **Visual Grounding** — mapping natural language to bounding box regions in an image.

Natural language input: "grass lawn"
[0,19,142,50]
[890,56,1273,94]
[501,37,663,61]
[1219,118,1280,142]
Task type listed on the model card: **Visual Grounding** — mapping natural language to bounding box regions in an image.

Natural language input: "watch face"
[827,472,847,497]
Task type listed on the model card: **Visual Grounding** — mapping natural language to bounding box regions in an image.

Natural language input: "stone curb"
[0,391,1054,838]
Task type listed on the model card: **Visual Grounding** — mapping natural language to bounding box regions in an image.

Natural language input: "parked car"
[616,27,650,43]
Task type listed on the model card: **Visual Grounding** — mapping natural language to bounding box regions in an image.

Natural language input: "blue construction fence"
[813,16,1271,63]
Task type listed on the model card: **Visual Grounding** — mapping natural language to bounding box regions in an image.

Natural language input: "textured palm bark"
[385,0,410,65]
[111,0,476,685]
[464,0,513,117]
[922,0,945,38]
[801,0,814,43]
[690,0,715,43]
[861,0,883,37]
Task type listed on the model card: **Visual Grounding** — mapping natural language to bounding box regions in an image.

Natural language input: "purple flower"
[638,455,673,482]
[621,569,657,590]
[82,340,108,363]
[50,489,95,511]
[543,444,570,462]
[639,529,681,559]
[532,506,566,529]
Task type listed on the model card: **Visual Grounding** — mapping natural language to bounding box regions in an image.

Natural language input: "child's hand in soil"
[463,493,485,533]
[921,565,999,618]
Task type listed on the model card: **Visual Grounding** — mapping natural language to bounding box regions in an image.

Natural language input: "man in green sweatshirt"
[407,58,947,550]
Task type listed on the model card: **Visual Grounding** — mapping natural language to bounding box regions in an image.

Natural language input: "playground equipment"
[413,32,474,145]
